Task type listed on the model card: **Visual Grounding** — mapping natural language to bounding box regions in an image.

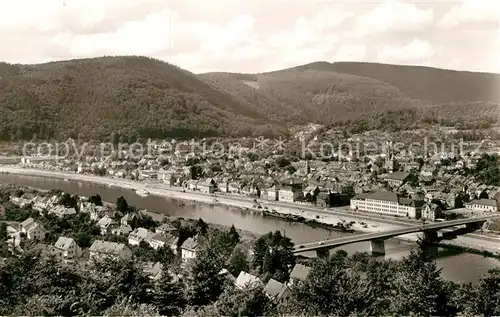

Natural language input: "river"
[1,173,499,283]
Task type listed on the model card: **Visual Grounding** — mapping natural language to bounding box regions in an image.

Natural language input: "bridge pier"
[423,230,438,243]
[466,222,481,230]
[370,239,385,256]
[315,248,330,258]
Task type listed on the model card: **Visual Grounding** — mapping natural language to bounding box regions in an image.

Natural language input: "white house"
[180,236,198,262]
[128,228,152,246]
[147,233,168,250]
[53,237,81,260]
[20,217,46,240]
[97,215,116,235]
[235,271,263,290]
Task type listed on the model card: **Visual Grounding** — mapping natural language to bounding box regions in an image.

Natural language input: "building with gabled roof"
[53,237,81,259]
[89,240,132,261]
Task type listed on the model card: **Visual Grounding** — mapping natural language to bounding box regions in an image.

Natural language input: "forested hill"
[1,56,498,142]
[0,56,286,142]
[200,61,500,129]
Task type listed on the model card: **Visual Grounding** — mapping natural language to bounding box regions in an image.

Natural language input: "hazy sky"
[1,0,499,73]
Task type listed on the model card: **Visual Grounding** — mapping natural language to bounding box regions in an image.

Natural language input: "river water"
[1,173,499,283]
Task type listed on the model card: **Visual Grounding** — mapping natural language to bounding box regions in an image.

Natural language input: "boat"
[135,188,150,197]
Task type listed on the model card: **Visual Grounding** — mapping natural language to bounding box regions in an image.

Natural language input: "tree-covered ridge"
[285,61,500,104]
[201,62,500,131]
[0,56,287,141]
[200,68,416,125]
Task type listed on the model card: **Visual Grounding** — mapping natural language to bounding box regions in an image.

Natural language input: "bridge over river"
[293,215,500,257]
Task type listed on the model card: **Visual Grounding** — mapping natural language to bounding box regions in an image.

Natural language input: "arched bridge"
[293,215,499,257]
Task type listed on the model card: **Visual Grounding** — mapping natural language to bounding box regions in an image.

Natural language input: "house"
[465,199,498,212]
[264,278,290,303]
[138,169,158,180]
[20,217,46,240]
[156,223,175,235]
[185,180,198,191]
[159,169,176,186]
[385,172,411,187]
[148,233,169,250]
[402,161,420,172]
[288,264,311,287]
[143,262,163,281]
[89,240,132,261]
[264,187,279,201]
[165,234,179,254]
[303,185,320,202]
[121,213,138,228]
[52,206,77,218]
[421,203,443,221]
[235,271,263,290]
[180,236,198,262]
[198,179,216,194]
[53,237,81,260]
[111,224,133,236]
[316,190,331,208]
[128,228,152,246]
[218,181,229,193]
[350,191,424,218]
[97,215,116,235]
[278,186,302,203]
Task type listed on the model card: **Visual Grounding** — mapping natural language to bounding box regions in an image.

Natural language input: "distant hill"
[200,61,499,129]
[0,56,286,141]
[200,68,418,125]
[1,56,498,142]
[300,61,500,104]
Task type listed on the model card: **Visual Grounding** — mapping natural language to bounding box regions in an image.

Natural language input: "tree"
[116,196,128,214]
[228,244,249,277]
[88,194,103,206]
[102,297,159,316]
[152,274,186,316]
[282,251,379,316]
[217,285,273,317]
[186,246,224,307]
[391,240,455,316]
[252,231,295,283]
[0,222,7,241]
[228,225,240,246]
[474,268,500,316]
[59,193,78,209]
[195,218,209,236]
[74,231,92,248]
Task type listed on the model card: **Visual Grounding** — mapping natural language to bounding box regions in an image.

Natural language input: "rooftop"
[54,237,76,250]
[89,240,128,255]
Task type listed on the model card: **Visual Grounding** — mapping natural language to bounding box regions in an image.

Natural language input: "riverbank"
[1,166,499,256]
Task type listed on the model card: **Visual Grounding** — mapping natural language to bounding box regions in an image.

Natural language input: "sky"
[0,0,499,74]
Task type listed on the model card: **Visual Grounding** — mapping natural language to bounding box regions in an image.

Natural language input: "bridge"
[293,215,499,257]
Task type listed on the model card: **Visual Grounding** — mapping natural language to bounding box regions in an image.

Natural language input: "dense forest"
[0,57,287,142]
[1,57,498,142]
[1,235,500,316]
